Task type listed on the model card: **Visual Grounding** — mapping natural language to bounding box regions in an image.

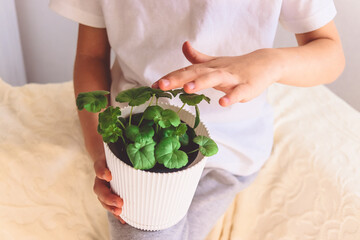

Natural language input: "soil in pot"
[108,113,200,173]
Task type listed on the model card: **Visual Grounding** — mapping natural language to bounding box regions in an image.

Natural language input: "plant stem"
[120,135,126,145]
[149,94,155,106]
[177,103,186,114]
[156,97,159,105]
[138,95,155,127]
[137,114,144,127]
[117,119,126,129]
[187,148,199,154]
[129,106,133,126]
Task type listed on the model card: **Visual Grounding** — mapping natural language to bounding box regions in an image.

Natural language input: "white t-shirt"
[50,0,336,176]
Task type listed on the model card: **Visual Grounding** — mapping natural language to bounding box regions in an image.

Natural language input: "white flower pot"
[103,103,210,231]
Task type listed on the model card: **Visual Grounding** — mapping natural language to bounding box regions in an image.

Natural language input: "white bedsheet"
[0,78,359,240]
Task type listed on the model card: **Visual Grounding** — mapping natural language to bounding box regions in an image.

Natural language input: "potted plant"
[76,86,218,231]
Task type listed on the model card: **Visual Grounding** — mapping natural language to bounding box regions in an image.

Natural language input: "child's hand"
[153,41,282,107]
[93,158,126,224]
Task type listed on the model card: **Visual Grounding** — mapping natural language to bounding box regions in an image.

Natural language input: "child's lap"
[107,167,259,240]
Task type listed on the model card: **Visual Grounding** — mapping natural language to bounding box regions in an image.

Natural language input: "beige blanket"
[1,78,360,240]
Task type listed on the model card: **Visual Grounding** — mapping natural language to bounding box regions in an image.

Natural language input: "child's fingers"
[183,70,235,94]
[113,214,126,224]
[151,81,159,89]
[157,71,195,91]
[93,177,123,208]
[99,200,122,216]
[94,159,112,182]
[94,178,126,225]
[156,65,212,91]
[182,41,215,64]
[99,201,127,224]
[219,84,253,107]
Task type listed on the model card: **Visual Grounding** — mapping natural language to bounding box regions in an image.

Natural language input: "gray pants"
[108,167,259,240]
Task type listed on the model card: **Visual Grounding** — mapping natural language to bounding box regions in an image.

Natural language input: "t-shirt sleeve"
[279,0,336,33]
[49,0,105,28]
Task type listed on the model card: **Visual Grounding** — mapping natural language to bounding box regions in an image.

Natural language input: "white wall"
[13,0,360,111]
[0,0,27,86]
[15,0,77,84]
[328,0,360,112]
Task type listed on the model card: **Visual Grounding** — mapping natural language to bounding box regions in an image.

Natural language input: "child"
[50,0,344,239]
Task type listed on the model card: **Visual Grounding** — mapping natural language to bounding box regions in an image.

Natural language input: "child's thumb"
[94,159,112,182]
[182,41,214,64]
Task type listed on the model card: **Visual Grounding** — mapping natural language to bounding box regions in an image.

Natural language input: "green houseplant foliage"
[76,87,218,170]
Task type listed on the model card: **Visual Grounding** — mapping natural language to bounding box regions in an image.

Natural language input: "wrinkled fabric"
[49,0,336,176]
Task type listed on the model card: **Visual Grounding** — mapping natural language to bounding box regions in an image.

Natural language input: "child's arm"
[74,24,125,223]
[74,24,111,165]
[154,21,345,107]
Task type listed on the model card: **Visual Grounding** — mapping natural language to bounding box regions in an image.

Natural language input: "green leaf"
[193,136,218,157]
[175,123,187,136]
[155,137,188,169]
[141,106,180,129]
[98,106,122,129]
[125,125,140,142]
[158,109,180,128]
[179,93,210,106]
[126,139,156,170]
[159,124,186,139]
[97,106,123,143]
[146,87,173,99]
[143,119,155,127]
[125,125,155,143]
[168,89,185,97]
[97,124,123,143]
[194,105,200,129]
[115,87,152,106]
[164,151,188,169]
[143,105,163,121]
[136,125,155,141]
[76,90,110,113]
[159,127,176,138]
[179,132,189,146]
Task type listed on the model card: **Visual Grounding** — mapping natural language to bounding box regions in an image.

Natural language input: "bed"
[1,77,359,240]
